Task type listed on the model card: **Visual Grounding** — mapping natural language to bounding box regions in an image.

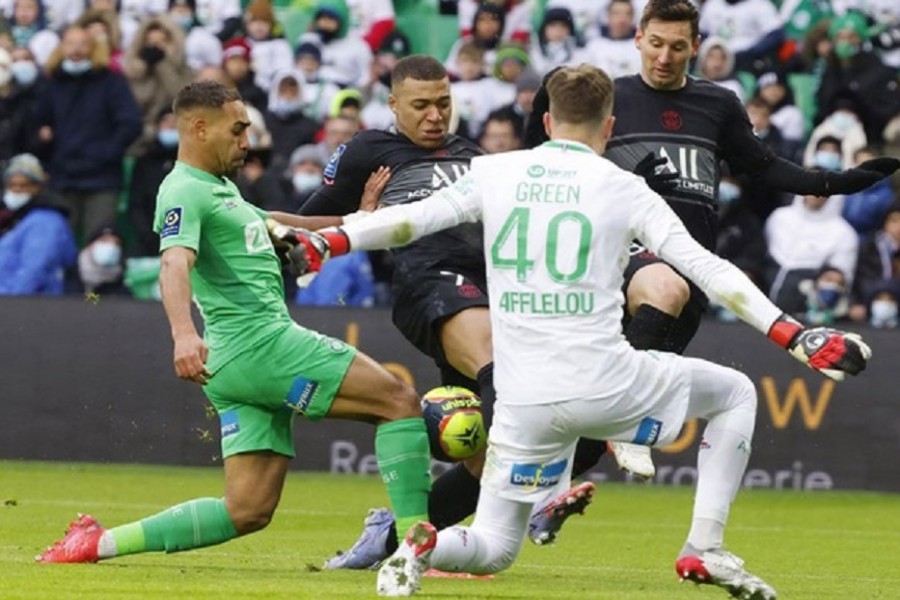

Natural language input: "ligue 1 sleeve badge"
[161,207,183,238]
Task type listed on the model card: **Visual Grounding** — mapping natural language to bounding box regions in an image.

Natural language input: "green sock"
[375,417,432,541]
[108,497,238,556]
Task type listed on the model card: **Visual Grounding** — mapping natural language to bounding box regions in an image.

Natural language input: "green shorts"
[204,323,356,459]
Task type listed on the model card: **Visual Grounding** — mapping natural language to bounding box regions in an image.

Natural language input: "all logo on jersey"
[431,162,469,188]
[323,143,347,184]
[160,207,182,238]
[661,110,682,131]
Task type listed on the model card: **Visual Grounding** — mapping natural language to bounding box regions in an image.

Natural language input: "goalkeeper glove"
[767,314,872,381]
[265,220,351,283]
[633,152,680,194]
[825,157,900,195]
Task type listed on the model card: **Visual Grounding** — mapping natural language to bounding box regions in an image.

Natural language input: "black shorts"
[622,242,708,350]
[391,267,489,369]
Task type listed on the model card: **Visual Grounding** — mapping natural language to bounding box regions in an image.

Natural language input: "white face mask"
[814,150,842,171]
[293,172,322,193]
[870,299,898,327]
[3,190,31,210]
[11,61,38,86]
[61,58,93,75]
[91,241,122,267]
[830,112,857,133]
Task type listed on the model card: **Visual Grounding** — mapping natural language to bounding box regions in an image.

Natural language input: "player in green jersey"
[37,81,432,564]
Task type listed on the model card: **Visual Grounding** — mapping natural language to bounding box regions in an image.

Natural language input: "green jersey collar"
[175,161,226,184]
[541,140,596,155]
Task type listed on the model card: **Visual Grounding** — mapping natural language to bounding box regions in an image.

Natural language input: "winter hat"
[379,31,411,58]
[493,45,530,78]
[223,38,252,62]
[4,153,46,184]
[289,144,325,169]
[515,67,542,93]
[245,0,275,24]
[542,7,575,30]
[828,11,869,40]
[757,70,788,90]
[295,41,322,63]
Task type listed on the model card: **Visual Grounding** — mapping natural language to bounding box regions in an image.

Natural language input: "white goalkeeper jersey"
[341,139,782,406]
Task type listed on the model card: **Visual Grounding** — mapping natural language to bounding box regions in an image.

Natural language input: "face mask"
[11,61,38,87]
[3,190,31,210]
[270,97,304,118]
[814,150,842,171]
[173,14,194,31]
[293,172,322,193]
[91,241,122,267]
[0,68,10,87]
[830,112,856,133]
[61,59,93,76]
[870,299,898,327]
[315,28,338,44]
[834,40,859,60]
[11,25,37,47]
[816,281,843,309]
[157,129,179,148]
[718,181,741,204]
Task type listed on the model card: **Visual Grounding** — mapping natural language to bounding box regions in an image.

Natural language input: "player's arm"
[298,138,376,217]
[279,170,483,277]
[630,178,871,380]
[159,246,210,385]
[720,93,899,195]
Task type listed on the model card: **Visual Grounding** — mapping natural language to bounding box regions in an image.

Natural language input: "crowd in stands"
[0,0,898,329]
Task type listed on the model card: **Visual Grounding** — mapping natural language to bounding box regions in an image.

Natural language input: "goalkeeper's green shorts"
[204,323,357,458]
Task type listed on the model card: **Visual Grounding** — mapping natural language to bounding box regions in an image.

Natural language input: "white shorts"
[482,350,691,504]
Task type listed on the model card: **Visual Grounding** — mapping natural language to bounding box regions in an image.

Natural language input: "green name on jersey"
[498,291,595,315]
[515,182,581,204]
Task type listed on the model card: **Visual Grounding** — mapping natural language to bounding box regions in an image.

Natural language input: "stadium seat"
[275,7,312,48]
[396,14,459,61]
[787,73,818,138]
[736,70,757,99]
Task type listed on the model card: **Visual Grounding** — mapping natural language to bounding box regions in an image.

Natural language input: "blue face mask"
[814,151,842,171]
[91,241,122,267]
[816,282,843,309]
[61,59,93,76]
[718,181,741,204]
[157,129,179,148]
[173,13,194,31]
[11,61,38,87]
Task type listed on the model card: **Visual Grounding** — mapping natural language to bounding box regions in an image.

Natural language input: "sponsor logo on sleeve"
[160,207,183,238]
[632,416,663,446]
[323,143,347,184]
[510,458,568,489]
[220,410,240,437]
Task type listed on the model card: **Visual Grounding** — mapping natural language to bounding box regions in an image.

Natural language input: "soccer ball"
[421,386,486,463]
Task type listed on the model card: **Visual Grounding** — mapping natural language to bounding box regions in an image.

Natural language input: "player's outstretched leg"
[527,481,596,546]
[376,521,437,597]
[676,550,777,600]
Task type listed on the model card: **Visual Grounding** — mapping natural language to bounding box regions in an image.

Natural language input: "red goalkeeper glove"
[265,220,350,283]
[767,314,872,381]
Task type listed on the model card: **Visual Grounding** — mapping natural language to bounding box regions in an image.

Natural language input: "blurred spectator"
[315,115,357,165]
[765,187,858,312]
[446,3,505,77]
[7,0,59,67]
[330,88,364,122]
[778,0,834,47]
[78,223,128,296]
[808,135,844,171]
[117,0,170,48]
[815,11,900,143]
[866,285,899,329]
[242,0,293,93]
[123,15,193,156]
[194,0,242,42]
[584,0,640,79]
[866,0,900,68]
[714,176,766,287]
[798,265,850,325]
[222,38,267,114]
[296,252,375,307]
[699,0,782,70]
[76,8,125,74]
[479,109,521,154]
[0,0,82,32]
[754,70,805,143]
[529,7,585,76]
[264,70,319,173]
[0,154,76,295]
[0,47,42,165]
[694,36,745,102]
[294,41,340,123]
[849,200,900,322]
[361,31,410,132]
[804,103,868,169]
[299,2,373,89]
[168,0,223,72]
[841,146,897,236]
[742,96,796,220]
[450,41,512,141]
[495,66,540,138]
[127,108,178,256]
[457,0,532,46]
[345,0,395,53]
[547,0,607,41]
[284,144,325,212]
[36,25,142,243]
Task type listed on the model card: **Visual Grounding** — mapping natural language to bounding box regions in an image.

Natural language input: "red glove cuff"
[322,229,350,257]
[767,313,802,348]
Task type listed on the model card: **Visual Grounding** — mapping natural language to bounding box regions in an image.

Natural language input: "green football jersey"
[153,162,291,373]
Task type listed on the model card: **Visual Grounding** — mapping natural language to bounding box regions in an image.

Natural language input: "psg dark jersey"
[605,75,774,250]
[301,129,484,274]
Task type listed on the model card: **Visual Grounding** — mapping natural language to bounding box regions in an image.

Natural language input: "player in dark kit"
[524,0,900,497]
[300,55,615,570]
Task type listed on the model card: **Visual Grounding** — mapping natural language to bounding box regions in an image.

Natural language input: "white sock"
[97,531,117,559]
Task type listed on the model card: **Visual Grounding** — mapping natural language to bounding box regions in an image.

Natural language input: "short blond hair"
[546,64,615,126]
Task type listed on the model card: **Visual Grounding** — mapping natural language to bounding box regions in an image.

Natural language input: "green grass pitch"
[2,460,899,599]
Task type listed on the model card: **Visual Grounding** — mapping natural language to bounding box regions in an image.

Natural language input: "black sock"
[625,304,678,351]
[427,462,482,531]
[475,362,495,430]
[572,438,608,477]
